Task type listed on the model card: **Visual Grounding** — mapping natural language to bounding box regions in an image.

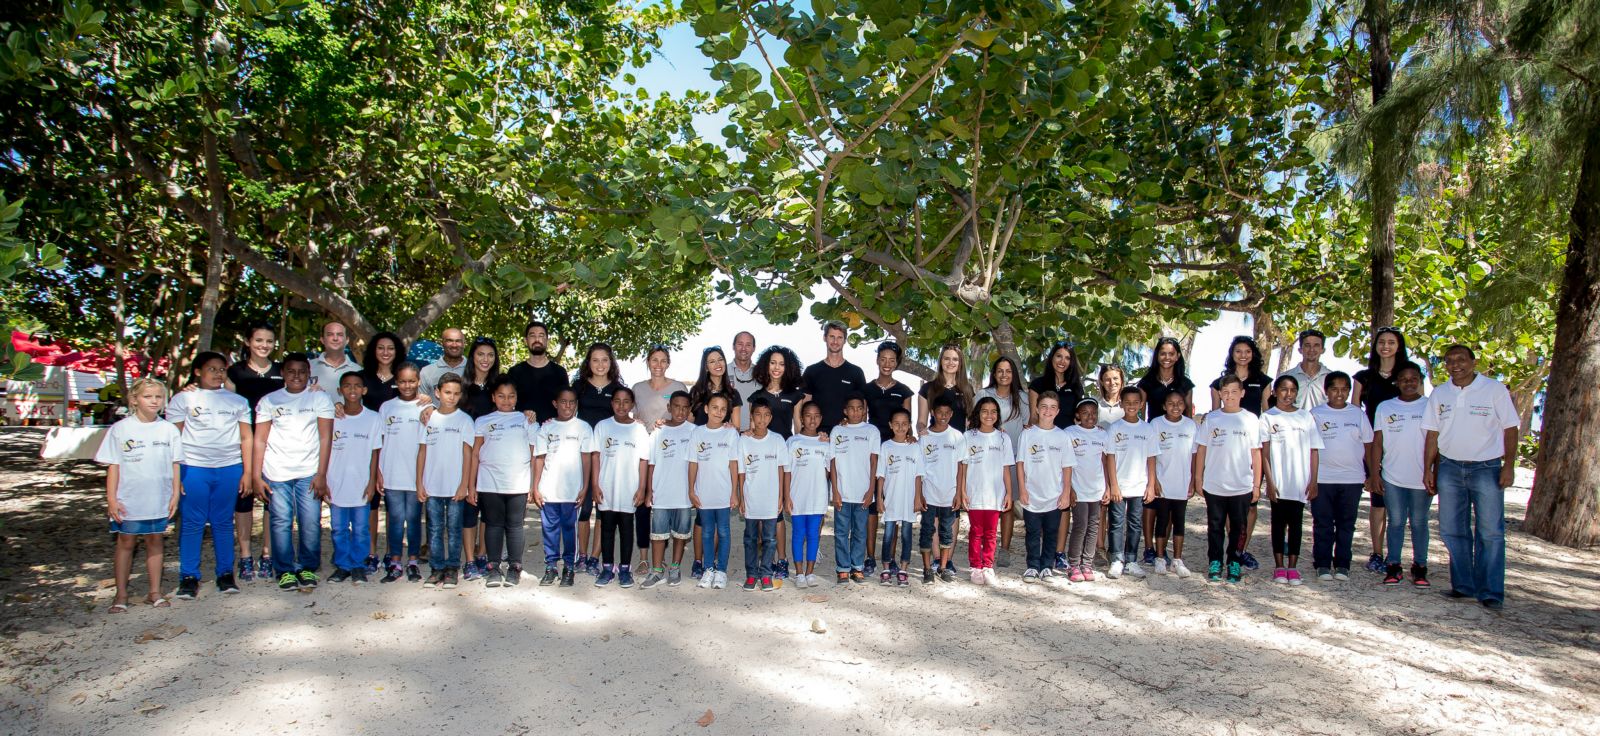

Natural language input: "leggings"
[1205,492,1252,564]
[1270,499,1305,558]
[1066,501,1101,568]
[792,514,823,562]
[479,493,528,566]
[966,510,1001,569]
[635,504,652,552]
[1152,498,1188,538]
[598,510,635,567]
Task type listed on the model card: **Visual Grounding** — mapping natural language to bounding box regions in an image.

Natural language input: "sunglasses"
[472,337,497,347]
[702,345,723,354]
[1052,339,1076,349]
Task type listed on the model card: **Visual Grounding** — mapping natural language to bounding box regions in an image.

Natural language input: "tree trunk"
[1366,0,1397,331]
[1525,124,1600,548]
[114,269,128,398]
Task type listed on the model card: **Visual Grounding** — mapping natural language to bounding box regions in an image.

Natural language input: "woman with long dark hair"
[1351,326,1412,573]
[360,332,408,412]
[1027,341,1084,428]
[1136,337,1195,421]
[223,324,280,582]
[689,346,744,428]
[749,345,806,439]
[917,344,975,433]
[1208,336,1272,417]
[575,342,627,575]
[977,356,1029,566]
[461,337,502,420]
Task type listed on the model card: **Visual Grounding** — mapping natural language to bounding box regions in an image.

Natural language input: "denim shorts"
[110,517,171,535]
[650,507,695,540]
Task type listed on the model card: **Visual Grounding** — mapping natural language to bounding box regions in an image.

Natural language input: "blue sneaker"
[237,556,255,583]
[1142,548,1157,566]
[863,557,877,576]
[1226,561,1243,583]
[617,567,635,588]
[1240,550,1260,570]
[364,555,380,575]
[585,556,602,576]
[462,561,483,582]
[692,560,705,578]
[594,566,615,587]
[1053,552,1070,571]
[774,560,789,580]
[1365,553,1386,572]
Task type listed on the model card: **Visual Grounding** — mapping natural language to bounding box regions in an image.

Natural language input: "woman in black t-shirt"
[575,342,626,427]
[689,346,744,427]
[748,345,806,438]
[461,336,502,419]
[1352,326,1410,424]
[1027,341,1085,429]
[1208,335,1272,417]
[863,341,915,440]
[917,344,974,433]
[225,324,283,417]
[1135,337,1195,420]
[359,331,408,412]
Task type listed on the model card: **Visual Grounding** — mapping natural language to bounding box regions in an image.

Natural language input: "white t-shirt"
[918,427,966,507]
[1152,415,1198,500]
[830,422,880,504]
[1016,425,1074,513]
[166,388,249,468]
[960,429,1013,511]
[689,424,739,509]
[648,422,697,509]
[1260,407,1324,502]
[95,416,183,521]
[786,434,834,516]
[876,439,924,522]
[739,432,789,519]
[255,388,335,482]
[378,398,425,491]
[1421,373,1519,462]
[328,408,382,508]
[534,418,595,503]
[1096,397,1124,429]
[1375,397,1428,489]
[1200,409,1263,497]
[974,388,1030,448]
[421,409,474,498]
[595,418,650,512]
[474,411,534,494]
[1310,404,1373,485]
[1065,425,1110,502]
[1108,418,1160,495]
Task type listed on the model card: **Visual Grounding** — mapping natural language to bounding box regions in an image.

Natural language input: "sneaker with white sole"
[1125,561,1147,578]
[1153,558,1168,575]
[1273,568,1289,584]
[982,568,999,586]
[1108,560,1124,579]
[1022,568,1040,583]
[1172,559,1191,578]
[712,570,728,589]
[697,570,715,589]
[1317,568,1334,581]
[1039,567,1056,583]
[970,569,985,585]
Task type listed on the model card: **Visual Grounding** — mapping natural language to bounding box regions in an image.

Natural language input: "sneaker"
[504,567,522,586]
[382,562,404,583]
[1079,565,1096,582]
[1022,568,1040,584]
[1365,553,1386,572]
[1051,552,1068,571]
[1108,560,1124,579]
[485,566,505,588]
[406,561,423,583]
[1482,598,1504,611]
[560,567,576,587]
[462,561,483,582]
[1286,569,1303,586]
[937,566,955,583]
[1317,568,1333,581]
[864,557,877,576]
[699,570,716,589]
[667,566,684,586]
[896,571,908,587]
[540,567,560,586]
[585,556,602,576]
[297,570,319,589]
[1383,564,1403,586]
[1068,566,1084,583]
[1153,558,1168,576]
[1272,568,1288,585]
[351,569,369,583]
[1240,550,1260,570]
[474,556,488,575]
[1226,561,1242,584]
[923,568,935,585]
[774,560,790,580]
[880,570,894,586]
[850,571,867,585]
[641,570,665,589]
[364,555,380,575]
[1039,567,1055,583]
[441,568,458,589]
[1125,561,1147,578]
[970,569,985,585]
[761,577,775,592]
[175,576,199,600]
[1411,564,1431,588]
[713,571,728,589]
[1206,561,1223,583]
[982,568,999,586]
[997,549,1011,568]
[692,560,705,578]
[1334,568,1351,581]
[237,558,256,583]
[278,572,300,591]
[258,556,273,578]
[595,567,616,587]
[1172,560,1191,578]
[424,569,444,588]
[1142,548,1157,566]
[329,569,353,584]
[618,568,635,589]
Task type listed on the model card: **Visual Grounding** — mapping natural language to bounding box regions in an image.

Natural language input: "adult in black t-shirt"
[1134,337,1195,420]
[1353,327,1411,424]
[1208,336,1272,416]
[800,323,866,433]
[506,321,568,423]
[918,382,970,432]
[461,336,502,419]
[863,341,915,440]
[749,344,807,438]
[575,343,626,427]
[1026,342,1086,429]
[359,331,408,412]
[226,325,284,420]
[690,346,744,426]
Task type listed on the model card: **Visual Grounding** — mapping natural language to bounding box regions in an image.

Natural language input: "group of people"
[95,319,1521,612]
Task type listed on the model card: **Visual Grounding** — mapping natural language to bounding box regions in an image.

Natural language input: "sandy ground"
[0,427,1596,735]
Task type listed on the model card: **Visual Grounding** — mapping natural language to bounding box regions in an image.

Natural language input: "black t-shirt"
[576,379,626,427]
[507,360,569,422]
[802,360,867,433]
[227,360,283,420]
[1353,367,1399,424]
[359,368,400,412]
[1026,374,1086,429]
[749,388,806,439]
[463,381,497,419]
[692,383,744,427]
[1209,371,1273,417]
[863,380,914,440]
[919,382,969,432]
[1135,373,1195,421]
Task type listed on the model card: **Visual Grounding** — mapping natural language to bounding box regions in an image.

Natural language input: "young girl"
[533,388,595,587]
[1028,342,1085,429]
[738,398,789,591]
[958,397,1014,585]
[417,374,475,590]
[1106,387,1158,580]
[749,344,807,580]
[1149,391,1198,577]
[97,378,183,612]
[785,402,834,588]
[1260,376,1323,585]
[1353,327,1410,572]
[327,373,382,584]
[831,394,880,584]
[1310,371,1374,581]
[689,394,739,590]
[1135,337,1195,565]
[1084,365,1125,567]
[643,392,696,588]
[378,365,427,583]
[1372,362,1430,587]
[1194,375,1264,584]
[575,342,625,575]
[875,408,924,587]
[1064,399,1114,582]
[593,387,650,589]
[471,376,534,588]
[977,356,1029,566]
[918,397,965,583]
[166,352,252,596]
[1015,393,1073,583]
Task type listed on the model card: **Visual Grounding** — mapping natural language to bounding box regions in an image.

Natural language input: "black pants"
[479,493,528,566]
[1270,499,1305,558]
[635,504,652,551]
[598,510,635,567]
[1023,509,1062,571]
[1152,498,1188,538]
[1205,492,1251,565]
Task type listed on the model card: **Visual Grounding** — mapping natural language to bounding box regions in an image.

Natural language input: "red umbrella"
[10,331,73,365]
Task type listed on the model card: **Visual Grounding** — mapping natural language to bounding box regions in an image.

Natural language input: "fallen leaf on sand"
[696,709,715,727]
[304,601,316,608]
[371,611,392,620]
[1272,609,1293,622]
[803,594,828,603]
[136,702,166,715]
[12,593,33,603]
[69,692,87,705]
[600,634,611,642]
[98,579,116,589]
[135,624,187,643]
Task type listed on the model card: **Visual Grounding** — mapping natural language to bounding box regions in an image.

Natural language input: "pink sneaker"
[970,569,986,585]
[1079,565,1096,582]
[1273,568,1289,584]
[1286,569,1303,586]
[1068,566,1084,583]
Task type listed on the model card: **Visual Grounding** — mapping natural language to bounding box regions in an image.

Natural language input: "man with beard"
[508,321,570,423]
[419,328,470,400]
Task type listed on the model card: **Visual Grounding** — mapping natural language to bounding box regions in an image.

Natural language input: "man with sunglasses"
[508,321,570,423]
[730,331,761,431]
[1279,330,1331,410]
[309,321,361,392]
[419,327,470,401]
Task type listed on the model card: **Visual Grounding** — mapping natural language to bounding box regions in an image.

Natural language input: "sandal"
[108,602,129,614]
[146,594,171,608]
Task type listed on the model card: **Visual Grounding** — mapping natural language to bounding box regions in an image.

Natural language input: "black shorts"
[578,492,595,522]
[1369,490,1386,510]
[369,491,383,511]
[462,501,481,527]
[234,493,255,514]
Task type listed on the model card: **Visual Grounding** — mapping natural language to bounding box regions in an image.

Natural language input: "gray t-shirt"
[418,356,470,400]
[634,378,688,431]
[729,361,760,430]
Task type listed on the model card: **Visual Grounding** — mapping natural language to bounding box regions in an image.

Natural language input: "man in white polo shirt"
[309,321,361,391]
[419,327,470,400]
[1422,344,1519,610]
[1279,329,1331,410]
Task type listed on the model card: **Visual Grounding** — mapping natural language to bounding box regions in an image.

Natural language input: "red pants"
[967,510,1001,569]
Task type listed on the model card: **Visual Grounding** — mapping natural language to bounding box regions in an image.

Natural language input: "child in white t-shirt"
[327,373,382,583]
[1106,387,1159,579]
[875,408,924,586]
[593,387,650,589]
[1195,374,1264,584]
[1261,375,1324,585]
[252,353,335,591]
[830,394,879,584]
[689,394,740,590]
[918,397,965,583]
[1370,363,1431,587]
[96,378,183,612]
[1149,391,1198,577]
[644,392,697,587]
[417,373,474,589]
[472,377,535,588]
[1064,399,1114,582]
[785,402,834,588]
[533,387,595,587]
[739,398,790,591]
[377,364,426,583]
[166,351,252,595]
[1015,392,1074,583]
[1308,371,1373,582]
[959,397,1014,586]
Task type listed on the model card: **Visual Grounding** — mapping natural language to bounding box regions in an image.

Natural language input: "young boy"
[786,402,835,588]
[643,392,697,588]
[377,364,426,583]
[1064,399,1114,582]
[918,396,965,583]
[1016,392,1074,583]
[1107,387,1159,579]
[166,352,251,597]
[533,387,595,587]
[1308,371,1370,582]
[593,387,649,588]
[253,353,335,592]
[1150,391,1198,577]
[327,373,383,583]
[1372,363,1431,587]
[876,408,925,586]
[831,394,880,584]
[739,398,790,591]
[97,378,183,612]
[417,374,474,589]
[1194,375,1265,584]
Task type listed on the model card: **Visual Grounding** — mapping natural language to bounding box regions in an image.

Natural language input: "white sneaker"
[1022,568,1040,583]
[1172,560,1191,578]
[970,568,986,585]
[1108,560,1124,579]
[1039,567,1055,582]
[1153,558,1168,575]
[713,571,728,589]
[697,570,714,589]
[803,574,817,588]
[1126,561,1147,578]
[982,568,999,586]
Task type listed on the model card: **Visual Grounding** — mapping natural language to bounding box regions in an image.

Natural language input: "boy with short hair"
[1016,392,1074,583]
[643,392,696,588]
[327,372,382,583]
[417,374,474,590]
[1194,374,1265,584]
[252,353,335,592]
[918,397,965,583]
[1107,387,1159,579]
[739,399,790,591]
[533,387,595,587]
[831,394,880,584]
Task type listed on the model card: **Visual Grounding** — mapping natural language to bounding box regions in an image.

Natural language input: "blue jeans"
[267,476,322,575]
[541,502,578,567]
[743,517,776,579]
[1384,481,1433,567]
[426,497,463,570]
[1108,496,1145,564]
[385,490,423,560]
[1311,482,1363,570]
[178,463,242,579]
[1436,457,1505,602]
[880,520,913,564]
[330,505,371,572]
[833,502,869,573]
[698,508,732,572]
